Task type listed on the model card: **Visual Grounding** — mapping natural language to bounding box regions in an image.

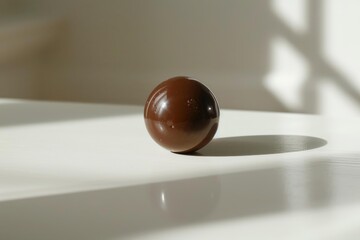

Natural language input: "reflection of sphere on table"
[149,176,221,222]
[144,76,220,153]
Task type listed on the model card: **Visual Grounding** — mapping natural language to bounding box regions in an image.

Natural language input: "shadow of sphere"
[195,135,327,157]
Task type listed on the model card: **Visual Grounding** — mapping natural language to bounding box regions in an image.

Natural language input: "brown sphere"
[144,76,220,153]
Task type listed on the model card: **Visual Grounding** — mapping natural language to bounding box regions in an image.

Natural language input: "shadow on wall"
[270,0,360,113]
[212,0,360,113]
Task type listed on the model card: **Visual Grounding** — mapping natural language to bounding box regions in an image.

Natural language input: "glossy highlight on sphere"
[144,76,220,153]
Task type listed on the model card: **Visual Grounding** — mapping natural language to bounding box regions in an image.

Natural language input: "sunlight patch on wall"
[319,79,360,117]
[265,37,309,111]
[272,0,308,34]
[320,0,360,116]
[324,0,360,91]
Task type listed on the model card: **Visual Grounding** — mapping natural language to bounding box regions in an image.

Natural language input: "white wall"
[8,0,360,116]
[0,2,49,99]
[0,1,38,99]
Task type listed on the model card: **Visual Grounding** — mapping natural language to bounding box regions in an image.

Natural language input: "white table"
[0,99,360,240]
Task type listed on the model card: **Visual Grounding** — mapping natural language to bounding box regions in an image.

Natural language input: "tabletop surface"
[0,99,360,239]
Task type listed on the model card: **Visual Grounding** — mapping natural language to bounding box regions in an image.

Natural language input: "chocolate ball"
[144,76,220,153]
